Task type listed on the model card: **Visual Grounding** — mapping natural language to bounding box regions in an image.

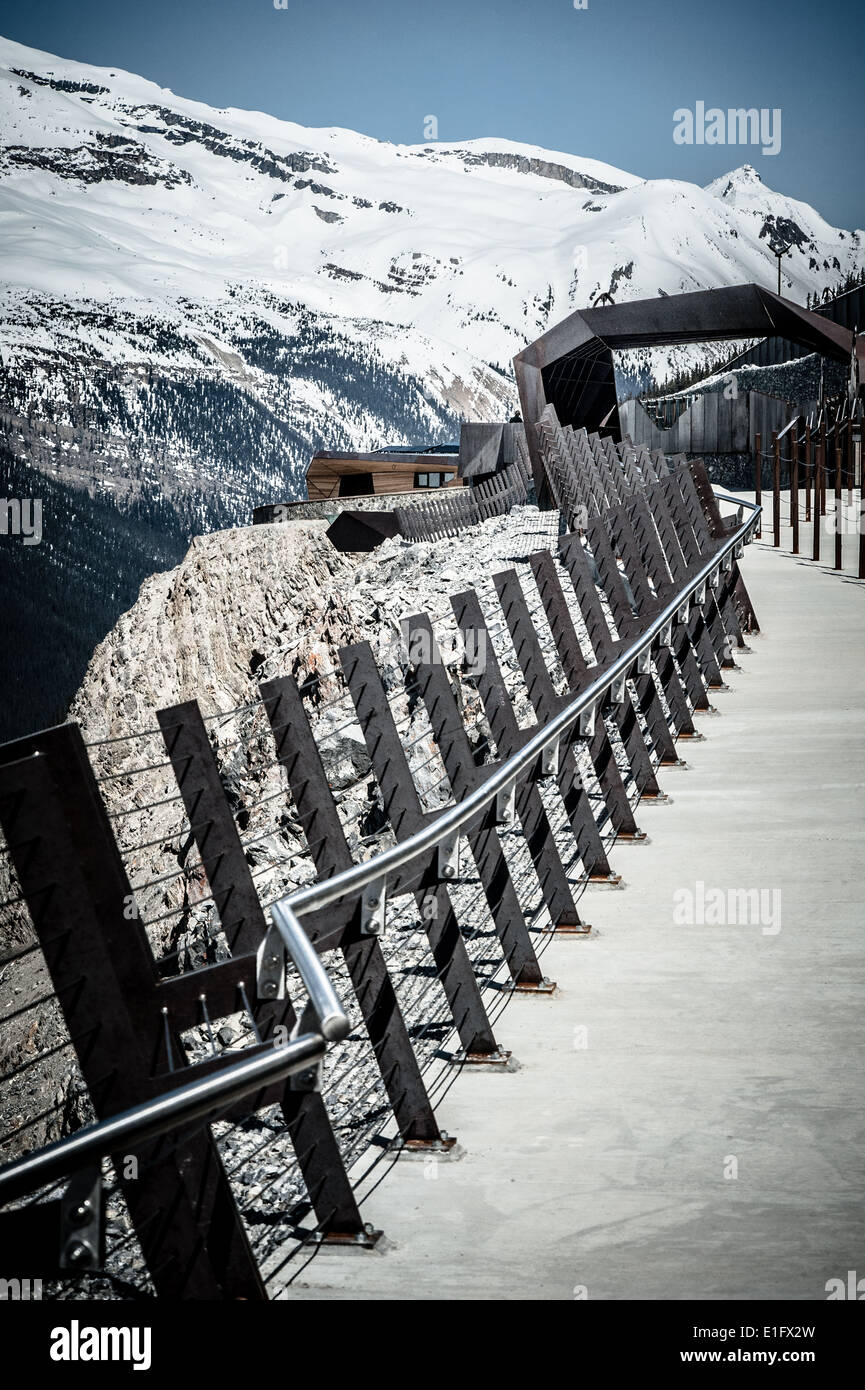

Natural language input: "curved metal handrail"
[270,902,350,1042]
[0,1030,325,1203]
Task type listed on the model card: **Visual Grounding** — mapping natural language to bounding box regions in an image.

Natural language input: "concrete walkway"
[283,540,865,1301]
[756,486,863,579]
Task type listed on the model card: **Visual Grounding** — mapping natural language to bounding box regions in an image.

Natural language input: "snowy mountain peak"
[2,34,863,746]
[732,163,762,184]
[705,164,765,201]
[1,33,863,524]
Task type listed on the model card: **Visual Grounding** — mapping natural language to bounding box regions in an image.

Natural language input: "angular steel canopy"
[513,284,855,497]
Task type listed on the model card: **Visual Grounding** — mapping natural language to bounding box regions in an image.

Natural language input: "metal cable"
[95,759,174,784]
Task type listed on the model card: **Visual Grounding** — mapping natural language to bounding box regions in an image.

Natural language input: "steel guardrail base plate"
[510,976,557,996]
[448,1047,519,1072]
[383,1133,465,1162]
[306,1224,388,1254]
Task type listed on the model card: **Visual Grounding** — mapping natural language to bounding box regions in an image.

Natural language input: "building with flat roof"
[305,445,460,501]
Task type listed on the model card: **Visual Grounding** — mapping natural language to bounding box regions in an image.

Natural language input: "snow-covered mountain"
[1,34,863,740]
[2,35,863,510]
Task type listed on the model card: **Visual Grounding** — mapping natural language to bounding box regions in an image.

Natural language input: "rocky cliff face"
[71,502,565,753]
[68,520,360,738]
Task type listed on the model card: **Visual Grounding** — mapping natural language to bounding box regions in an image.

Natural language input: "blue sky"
[3,0,862,227]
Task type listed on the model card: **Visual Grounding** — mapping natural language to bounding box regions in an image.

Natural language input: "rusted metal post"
[754,430,762,538]
[159,700,369,1243]
[260,674,449,1146]
[0,722,269,1299]
[804,422,812,522]
[835,437,843,571]
[772,430,780,547]
[791,428,799,555]
[813,433,823,562]
[820,419,828,515]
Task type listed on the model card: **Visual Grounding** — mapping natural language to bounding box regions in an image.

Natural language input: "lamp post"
[768,237,792,296]
[852,396,864,580]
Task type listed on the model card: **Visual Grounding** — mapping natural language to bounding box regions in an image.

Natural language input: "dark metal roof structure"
[325,508,401,552]
[513,284,855,495]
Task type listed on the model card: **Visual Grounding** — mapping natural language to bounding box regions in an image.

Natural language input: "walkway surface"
[282,533,865,1302]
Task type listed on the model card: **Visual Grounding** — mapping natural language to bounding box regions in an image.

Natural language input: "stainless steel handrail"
[713,490,760,509]
[0,1030,325,1203]
[270,902,350,1041]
